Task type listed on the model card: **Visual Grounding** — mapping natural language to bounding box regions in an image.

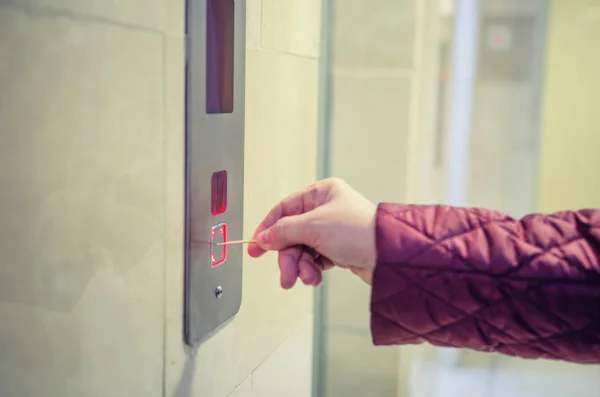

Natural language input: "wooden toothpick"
[217,239,256,246]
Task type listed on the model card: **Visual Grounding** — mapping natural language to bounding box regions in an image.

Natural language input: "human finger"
[248,182,326,257]
[278,246,301,289]
[298,250,319,286]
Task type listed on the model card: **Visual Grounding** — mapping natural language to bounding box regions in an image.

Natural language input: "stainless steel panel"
[184,0,246,346]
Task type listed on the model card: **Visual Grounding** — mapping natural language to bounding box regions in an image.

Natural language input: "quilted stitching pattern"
[370,204,600,363]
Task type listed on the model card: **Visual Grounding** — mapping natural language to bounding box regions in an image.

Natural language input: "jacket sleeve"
[370,203,600,363]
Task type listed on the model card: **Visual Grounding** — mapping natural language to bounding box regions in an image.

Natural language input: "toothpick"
[217,239,256,246]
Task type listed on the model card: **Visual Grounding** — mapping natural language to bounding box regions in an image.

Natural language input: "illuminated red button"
[210,223,227,267]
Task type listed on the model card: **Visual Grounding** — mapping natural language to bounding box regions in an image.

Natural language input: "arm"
[370,203,600,363]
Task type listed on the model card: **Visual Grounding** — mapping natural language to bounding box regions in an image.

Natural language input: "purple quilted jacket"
[370,203,600,363]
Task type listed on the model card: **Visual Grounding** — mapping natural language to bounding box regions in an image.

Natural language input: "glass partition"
[313,0,600,396]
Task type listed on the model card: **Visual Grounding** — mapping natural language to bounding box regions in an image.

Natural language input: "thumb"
[256,213,315,250]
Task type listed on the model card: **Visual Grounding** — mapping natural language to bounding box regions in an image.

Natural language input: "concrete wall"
[0,1,320,396]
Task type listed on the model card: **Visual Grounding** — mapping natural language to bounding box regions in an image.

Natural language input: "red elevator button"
[210,223,227,267]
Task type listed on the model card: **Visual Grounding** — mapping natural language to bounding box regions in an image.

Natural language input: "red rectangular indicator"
[211,170,227,216]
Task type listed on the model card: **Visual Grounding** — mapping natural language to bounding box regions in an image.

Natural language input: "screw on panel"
[215,286,224,299]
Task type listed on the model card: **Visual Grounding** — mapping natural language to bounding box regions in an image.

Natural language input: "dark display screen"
[206,0,235,113]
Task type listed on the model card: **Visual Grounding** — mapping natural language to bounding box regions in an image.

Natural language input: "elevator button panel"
[184,0,245,347]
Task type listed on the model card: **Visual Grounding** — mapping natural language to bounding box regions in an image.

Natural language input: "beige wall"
[0,1,320,396]
[537,0,600,212]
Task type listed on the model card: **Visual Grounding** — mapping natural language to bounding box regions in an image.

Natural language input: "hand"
[248,177,377,289]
